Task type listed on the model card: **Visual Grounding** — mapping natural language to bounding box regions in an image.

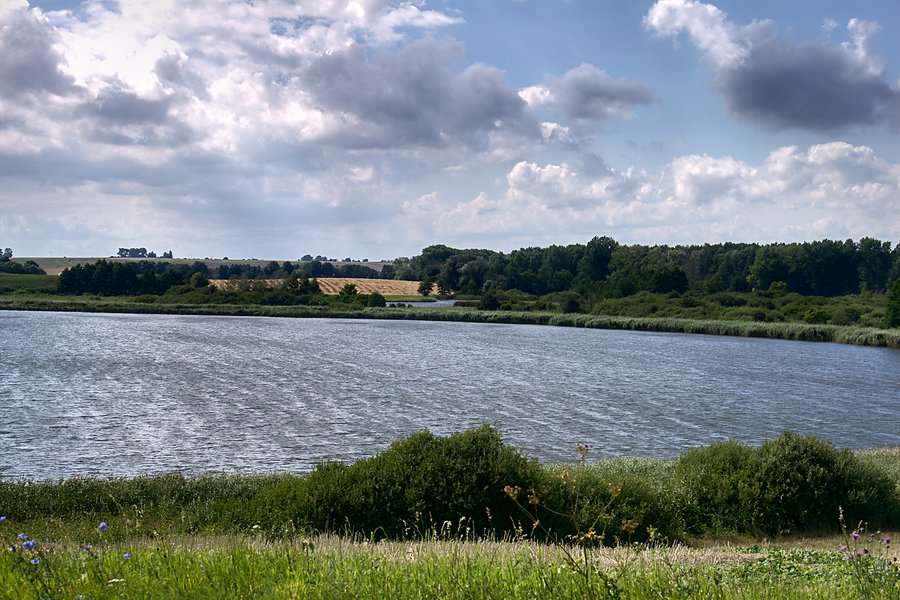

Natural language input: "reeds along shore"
[2,296,900,348]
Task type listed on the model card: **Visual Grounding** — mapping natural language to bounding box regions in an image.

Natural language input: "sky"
[1,0,899,259]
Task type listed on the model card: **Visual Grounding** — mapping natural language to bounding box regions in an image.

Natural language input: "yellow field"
[209,277,432,296]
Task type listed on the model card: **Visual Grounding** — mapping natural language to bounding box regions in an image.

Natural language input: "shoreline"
[2,297,899,349]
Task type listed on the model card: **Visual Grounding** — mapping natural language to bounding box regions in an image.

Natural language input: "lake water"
[2,310,899,480]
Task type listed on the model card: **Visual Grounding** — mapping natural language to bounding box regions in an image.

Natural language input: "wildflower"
[851,531,860,541]
[122,552,132,560]
[883,536,892,545]
[0,516,6,524]
[30,558,39,565]
[503,485,521,500]
[81,544,93,552]
[16,533,26,541]
[6,546,15,553]
[22,540,36,551]
[98,521,109,532]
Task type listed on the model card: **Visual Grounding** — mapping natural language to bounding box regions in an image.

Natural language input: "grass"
[2,294,899,348]
[0,273,58,293]
[2,534,899,599]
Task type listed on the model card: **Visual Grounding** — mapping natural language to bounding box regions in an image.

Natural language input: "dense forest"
[398,237,900,298]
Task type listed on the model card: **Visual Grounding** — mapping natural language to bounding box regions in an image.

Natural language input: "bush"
[278,426,539,537]
[675,441,758,534]
[536,460,685,543]
[675,432,897,535]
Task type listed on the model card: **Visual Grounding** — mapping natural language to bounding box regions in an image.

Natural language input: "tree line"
[217,260,385,280]
[0,247,46,274]
[396,237,900,298]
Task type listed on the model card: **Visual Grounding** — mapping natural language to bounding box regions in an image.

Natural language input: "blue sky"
[2,0,899,259]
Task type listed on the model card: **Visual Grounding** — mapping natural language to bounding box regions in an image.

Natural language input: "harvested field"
[209,277,432,296]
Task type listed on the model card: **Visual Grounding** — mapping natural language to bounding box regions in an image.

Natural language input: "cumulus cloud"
[519,64,653,121]
[645,0,900,131]
[406,141,900,246]
[0,2,75,98]
[305,38,535,148]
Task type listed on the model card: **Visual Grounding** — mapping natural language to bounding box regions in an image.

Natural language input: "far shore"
[2,296,899,349]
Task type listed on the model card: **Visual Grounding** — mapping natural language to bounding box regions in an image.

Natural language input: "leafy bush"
[275,426,540,537]
[675,432,897,535]
[675,441,758,534]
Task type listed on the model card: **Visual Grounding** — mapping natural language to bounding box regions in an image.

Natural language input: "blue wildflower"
[123,552,132,560]
[22,540,36,551]
[0,516,6,524]
[98,521,109,532]
[16,533,26,541]
[30,558,39,565]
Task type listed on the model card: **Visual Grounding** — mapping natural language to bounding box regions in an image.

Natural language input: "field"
[0,272,58,292]
[18,257,393,276]
[209,277,432,297]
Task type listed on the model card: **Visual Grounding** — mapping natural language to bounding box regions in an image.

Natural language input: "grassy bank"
[2,428,899,598]
[2,294,900,348]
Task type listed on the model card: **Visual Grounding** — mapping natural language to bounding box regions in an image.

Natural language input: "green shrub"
[675,441,758,534]
[675,433,898,536]
[536,460,685,543]
[752,432,895,534]
[803,308,830,324]
[278,426,539,537]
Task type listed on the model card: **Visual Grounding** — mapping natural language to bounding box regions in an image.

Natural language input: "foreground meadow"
[3,532,899,599]
[3,428,900,598]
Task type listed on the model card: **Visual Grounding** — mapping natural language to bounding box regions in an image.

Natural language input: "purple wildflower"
[123,552,132,560]
[0,516,6,524]
[16,533,26,541]
[98,521,109,532]
[851,531,860,541]
[22,540,36,551]
[81,544,93,552]
[30,558,39,565]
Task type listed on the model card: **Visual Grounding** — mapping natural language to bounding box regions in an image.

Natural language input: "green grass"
[1,534,898,599]
[0,273,57,292]
[2,294,899,348]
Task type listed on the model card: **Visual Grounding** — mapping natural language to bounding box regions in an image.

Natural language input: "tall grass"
[2,538,899,599]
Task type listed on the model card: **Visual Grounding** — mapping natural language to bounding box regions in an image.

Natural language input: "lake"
[2,310,899,480]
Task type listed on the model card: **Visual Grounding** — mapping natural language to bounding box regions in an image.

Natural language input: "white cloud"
[403,142,900,247]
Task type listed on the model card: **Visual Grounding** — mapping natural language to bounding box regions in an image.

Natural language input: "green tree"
[338,283,359,303]
[189,272,209,288]
[479,289,500,310]
[418,278,433,296]
[887,279,900,328]
[1,247,12,262]
[366,292,386,307]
